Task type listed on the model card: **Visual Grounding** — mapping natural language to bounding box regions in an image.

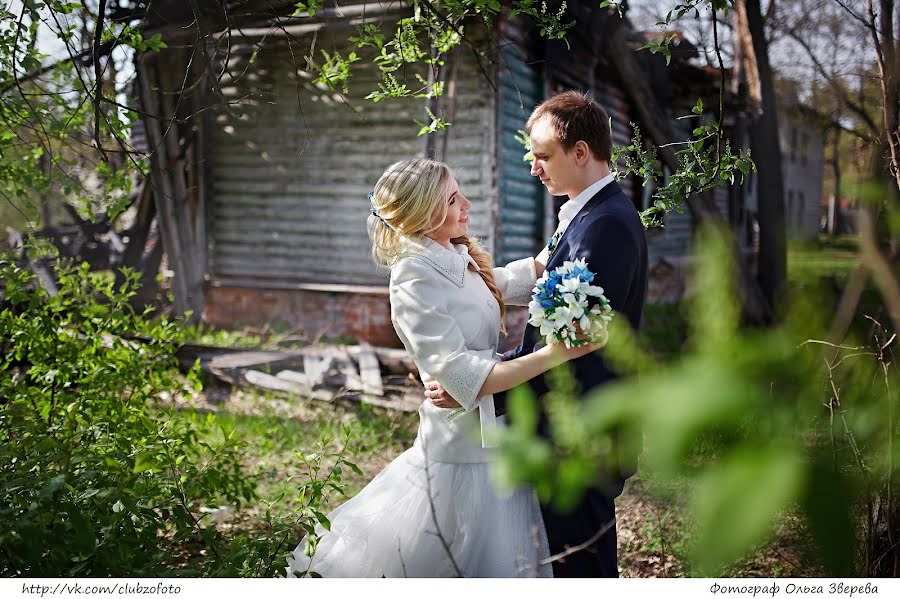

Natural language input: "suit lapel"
[547,181,622,268]
[525,181,623,352]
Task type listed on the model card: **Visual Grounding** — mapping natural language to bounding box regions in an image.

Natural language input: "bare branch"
[781,27,880,135]
[93,0,110,162]
[539,518,616,566]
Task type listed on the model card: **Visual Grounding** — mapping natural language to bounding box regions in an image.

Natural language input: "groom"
[511,90,647,577]
[426,90,648,577]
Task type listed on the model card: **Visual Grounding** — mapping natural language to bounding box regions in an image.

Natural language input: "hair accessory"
[369,192,397,232]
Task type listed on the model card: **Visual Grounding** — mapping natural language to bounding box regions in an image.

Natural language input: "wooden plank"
[208,350,303,370]
[329,346,363,391]
[357,342,384,396]
[247,369,419,412]
[346,345,418,375]
[245,370,335,401]
[275,369,308,386]
[303,352,334,388]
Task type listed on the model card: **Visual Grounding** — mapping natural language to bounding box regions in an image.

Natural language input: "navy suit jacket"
[500,180,648,489]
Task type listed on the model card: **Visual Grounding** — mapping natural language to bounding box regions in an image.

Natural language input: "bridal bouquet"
[527,258,613,348]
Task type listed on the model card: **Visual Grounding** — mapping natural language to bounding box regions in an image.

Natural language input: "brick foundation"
[203,281,532,352]
[203,282,401,348]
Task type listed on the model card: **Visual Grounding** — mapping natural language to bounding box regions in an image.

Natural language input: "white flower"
[561,277,581,293]
[551,306,573,326]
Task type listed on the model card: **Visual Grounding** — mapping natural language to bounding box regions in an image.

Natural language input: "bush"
[0,252,260,575]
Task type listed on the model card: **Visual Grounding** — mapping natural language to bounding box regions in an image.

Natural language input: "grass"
[184,386,417,522]
[788,235,859,285]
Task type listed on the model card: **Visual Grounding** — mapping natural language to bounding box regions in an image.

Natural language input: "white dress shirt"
[536,174,615,264]
[390,236,537,462]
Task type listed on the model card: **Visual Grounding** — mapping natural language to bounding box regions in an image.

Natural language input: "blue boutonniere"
[547,230,563,259]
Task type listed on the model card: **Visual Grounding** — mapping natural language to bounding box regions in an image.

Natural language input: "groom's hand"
[423,381,461,408]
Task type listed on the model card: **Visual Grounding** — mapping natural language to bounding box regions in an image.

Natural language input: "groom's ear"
[573,140,591,165]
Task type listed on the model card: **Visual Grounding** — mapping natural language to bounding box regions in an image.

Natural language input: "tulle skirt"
[286,443,552,578]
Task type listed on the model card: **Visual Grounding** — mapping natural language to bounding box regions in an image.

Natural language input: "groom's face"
[529,117,579,198]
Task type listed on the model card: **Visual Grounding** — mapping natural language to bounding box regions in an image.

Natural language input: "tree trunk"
[744,0,787,315]
[829,127,844,235]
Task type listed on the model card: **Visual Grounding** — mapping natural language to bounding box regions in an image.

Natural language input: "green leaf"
[133,451,157,474]
[691,446,804,575]
[507,384,538,434]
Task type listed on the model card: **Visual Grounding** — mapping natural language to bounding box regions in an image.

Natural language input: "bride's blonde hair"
[368,158,506,333]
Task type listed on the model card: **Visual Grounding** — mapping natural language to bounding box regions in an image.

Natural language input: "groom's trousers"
[541,485,620,578]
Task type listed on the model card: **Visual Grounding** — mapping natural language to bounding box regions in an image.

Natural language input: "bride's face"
[428,177,471,248]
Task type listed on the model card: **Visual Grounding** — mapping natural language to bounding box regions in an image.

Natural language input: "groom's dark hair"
[526,90,612,162]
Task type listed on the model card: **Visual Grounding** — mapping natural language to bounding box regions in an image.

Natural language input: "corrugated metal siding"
[207,26,495,285]
[496,18,544,264]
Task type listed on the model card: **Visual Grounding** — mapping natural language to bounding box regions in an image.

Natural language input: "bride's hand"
[424,380,461,408]
[543,331,605,367]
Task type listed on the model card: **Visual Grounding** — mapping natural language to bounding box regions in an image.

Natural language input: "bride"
[286,158,598,578]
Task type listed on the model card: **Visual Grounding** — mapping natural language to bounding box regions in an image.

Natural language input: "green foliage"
[611,111,755,228]
[287,434,365,577]
[292,1,325,18]
[493,226,899,575]
[415,107,451,136]
[510,1,575,43]
[312,50,360,93]
[305,1,577,108]
[640,0,737,65]
[0,251,243,574]
[0,250,365,576]
[0,0,154,224]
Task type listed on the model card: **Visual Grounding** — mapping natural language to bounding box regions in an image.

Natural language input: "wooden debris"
[168,339,423,413]
[246,370,334,402]
[329,346,363,391]
[303,351,334,388]
[357,343,384,396]
[334,391,420,413]
[346,345,418,375]
[275,369,307,387]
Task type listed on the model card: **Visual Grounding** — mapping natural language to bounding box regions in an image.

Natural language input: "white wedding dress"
[286,238,552,578]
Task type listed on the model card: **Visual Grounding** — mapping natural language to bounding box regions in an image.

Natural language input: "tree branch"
[781,26,880,135]
[93,0,110,163]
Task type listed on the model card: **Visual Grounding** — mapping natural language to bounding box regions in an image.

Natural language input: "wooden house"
[134,1,756,347]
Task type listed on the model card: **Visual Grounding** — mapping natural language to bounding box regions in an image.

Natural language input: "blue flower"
[572,263,594,283]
